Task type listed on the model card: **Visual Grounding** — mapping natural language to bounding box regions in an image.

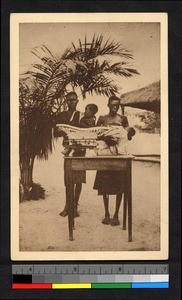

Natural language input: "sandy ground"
[19,133,160,252]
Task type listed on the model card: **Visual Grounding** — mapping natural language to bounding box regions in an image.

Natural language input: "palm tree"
[19,78,53,199]
[20,35,139,200]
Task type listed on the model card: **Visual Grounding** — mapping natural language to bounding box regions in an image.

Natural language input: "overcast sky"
[20,22,160,114]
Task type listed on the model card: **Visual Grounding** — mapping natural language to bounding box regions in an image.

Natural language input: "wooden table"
[64,155,133,242]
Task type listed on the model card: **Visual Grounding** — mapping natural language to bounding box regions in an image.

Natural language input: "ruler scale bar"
[12,264,169,275]
[12,264,169,289]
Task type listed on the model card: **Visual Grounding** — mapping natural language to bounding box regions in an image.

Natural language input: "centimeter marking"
[12,264,169,275]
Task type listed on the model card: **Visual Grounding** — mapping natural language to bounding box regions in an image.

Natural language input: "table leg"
[66,171,74,241]
[122,193,127,230]
[126,160,132,242]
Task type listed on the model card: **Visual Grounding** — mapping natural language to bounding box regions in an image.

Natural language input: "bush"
[20,182,45,202]
[136,111,160,133]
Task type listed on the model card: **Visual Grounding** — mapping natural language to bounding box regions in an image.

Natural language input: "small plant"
[20,182,45,202]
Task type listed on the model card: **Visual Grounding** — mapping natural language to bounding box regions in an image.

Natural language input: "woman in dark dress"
[93,96,129,226]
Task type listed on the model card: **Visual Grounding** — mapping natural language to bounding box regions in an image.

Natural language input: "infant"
[97,126,136,155]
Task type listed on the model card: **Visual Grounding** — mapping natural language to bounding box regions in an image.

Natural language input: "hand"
[104,136,118,146]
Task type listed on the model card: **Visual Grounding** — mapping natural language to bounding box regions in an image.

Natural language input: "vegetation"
[19,79,53,199]
[135,111,161,133]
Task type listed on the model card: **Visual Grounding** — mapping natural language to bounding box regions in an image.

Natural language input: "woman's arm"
[96,116,104,126]
[121,115,129,128]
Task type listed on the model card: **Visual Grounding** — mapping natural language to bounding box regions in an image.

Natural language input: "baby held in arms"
[97,126,136,155]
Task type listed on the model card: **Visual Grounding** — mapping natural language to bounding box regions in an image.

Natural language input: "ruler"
[12,264,169,289]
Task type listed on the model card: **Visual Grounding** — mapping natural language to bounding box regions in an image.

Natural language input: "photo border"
[1,1,181,300]
[10,12,168,261]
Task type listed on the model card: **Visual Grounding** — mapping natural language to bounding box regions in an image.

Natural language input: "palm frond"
[32,64,53,76]
[41,45,55,58]
[69,35,134,62]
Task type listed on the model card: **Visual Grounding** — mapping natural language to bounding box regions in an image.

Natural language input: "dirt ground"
[19,134,160,252]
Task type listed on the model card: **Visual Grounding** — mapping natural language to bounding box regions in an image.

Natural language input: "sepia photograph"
[11,13,168,260]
